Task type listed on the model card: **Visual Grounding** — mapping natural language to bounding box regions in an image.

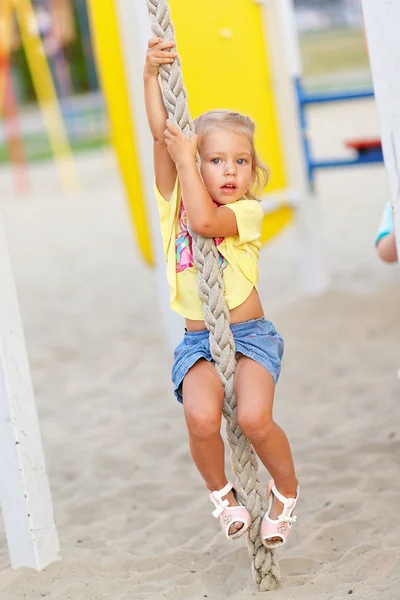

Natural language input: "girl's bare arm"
[177,159,239,238]
[164,122,238,237]
[143,38,177,200]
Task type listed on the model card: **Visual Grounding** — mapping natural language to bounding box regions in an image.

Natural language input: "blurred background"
[295,0,370,89]
[0,0,105,165]
[2,2,400,599]
[0,0,370,165]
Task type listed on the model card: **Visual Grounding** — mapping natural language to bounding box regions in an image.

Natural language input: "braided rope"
[145,0,280,590]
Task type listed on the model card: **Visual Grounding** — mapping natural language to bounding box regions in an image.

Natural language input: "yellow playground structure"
[0,0,77,190]
[86,0,325,300]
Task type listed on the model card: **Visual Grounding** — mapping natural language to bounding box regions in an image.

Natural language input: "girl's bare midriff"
[185,287,264,332]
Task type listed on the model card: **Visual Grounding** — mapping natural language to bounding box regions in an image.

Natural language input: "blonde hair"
[193,109,270,200]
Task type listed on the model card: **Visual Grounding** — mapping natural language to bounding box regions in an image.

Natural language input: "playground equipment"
[296,81,382,188]
[277,0,383,189]
[0,0,28,193]
[0,0,66,572]
[1,48,29,194]
[0,214,60,570]
[1,0,398,579]
[87,0,327,348]
[0,0,78,191]
[87,0,397,589]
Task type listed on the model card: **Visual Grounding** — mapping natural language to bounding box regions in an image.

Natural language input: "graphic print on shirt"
[175,202,228,275]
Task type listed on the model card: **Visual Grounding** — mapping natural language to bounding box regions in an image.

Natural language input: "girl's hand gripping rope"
[144,37,177,79]
[164,120,198,168]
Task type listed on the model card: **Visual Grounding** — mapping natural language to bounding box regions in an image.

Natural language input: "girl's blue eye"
[237,158,246,165]
[211,158,220,164]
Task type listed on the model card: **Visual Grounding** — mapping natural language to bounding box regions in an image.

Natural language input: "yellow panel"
[13,0,77,191]
[88,0,291,263]
[260,205,293,246]
[86,0,153,265]
[169,0,287,192]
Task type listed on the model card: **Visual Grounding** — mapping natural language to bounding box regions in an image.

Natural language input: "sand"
[0,99,400,600]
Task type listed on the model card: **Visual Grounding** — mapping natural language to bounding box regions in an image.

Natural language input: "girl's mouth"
[221,183,236,192]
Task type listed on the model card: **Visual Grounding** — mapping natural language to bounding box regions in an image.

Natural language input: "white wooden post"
[361,0,400,264]
[0,215,59,570]
[263,0,328,294]
[115,0,184,351]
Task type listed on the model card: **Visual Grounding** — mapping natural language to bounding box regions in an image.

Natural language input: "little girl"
[144,37,299,548]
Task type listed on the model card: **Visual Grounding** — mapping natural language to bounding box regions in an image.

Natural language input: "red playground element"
[345,137,383,160]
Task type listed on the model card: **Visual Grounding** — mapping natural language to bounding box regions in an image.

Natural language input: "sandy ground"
[0,99,400,600]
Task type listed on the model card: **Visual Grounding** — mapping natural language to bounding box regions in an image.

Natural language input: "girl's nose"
[225,163,236,175]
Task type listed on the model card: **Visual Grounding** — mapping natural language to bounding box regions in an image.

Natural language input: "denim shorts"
[172,317,284,404]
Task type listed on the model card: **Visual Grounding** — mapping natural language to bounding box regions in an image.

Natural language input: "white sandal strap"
[214,481,233,500]
[271,484,299,505]
[209,481,234,518]
[268,484,299,523]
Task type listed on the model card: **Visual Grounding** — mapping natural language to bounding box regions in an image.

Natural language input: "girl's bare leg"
[235,356,298,538]
[182,359,243,535]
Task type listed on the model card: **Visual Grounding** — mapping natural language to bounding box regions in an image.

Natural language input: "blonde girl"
[144,37,299,548]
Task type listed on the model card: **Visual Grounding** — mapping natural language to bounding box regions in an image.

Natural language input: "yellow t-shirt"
[155,177,264,320]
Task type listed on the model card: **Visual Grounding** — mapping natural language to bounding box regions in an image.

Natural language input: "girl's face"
[199,128,253,205]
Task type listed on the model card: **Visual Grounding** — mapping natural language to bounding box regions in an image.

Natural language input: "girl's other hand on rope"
[144,37,177,79]
[164,120,198,168]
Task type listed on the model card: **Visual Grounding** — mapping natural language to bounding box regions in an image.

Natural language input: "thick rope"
[146,0,280,590]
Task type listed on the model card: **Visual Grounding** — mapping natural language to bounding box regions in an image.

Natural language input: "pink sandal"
[209,481,251,540]
[261,479,299,549]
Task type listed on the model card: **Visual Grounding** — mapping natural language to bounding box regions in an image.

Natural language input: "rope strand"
[145,0,280,589]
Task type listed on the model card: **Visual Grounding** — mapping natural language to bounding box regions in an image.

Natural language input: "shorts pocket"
[256,320,284,358]
[173,339,186,360]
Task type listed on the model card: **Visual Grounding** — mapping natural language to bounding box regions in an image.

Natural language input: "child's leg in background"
[235,356,298,516]
[182,359,242,535]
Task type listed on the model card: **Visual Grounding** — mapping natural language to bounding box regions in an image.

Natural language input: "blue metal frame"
[294,77,383,189]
